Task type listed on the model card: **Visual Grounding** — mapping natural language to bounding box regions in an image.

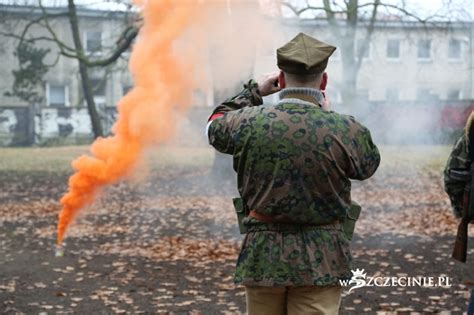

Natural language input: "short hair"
[284,71,323,86]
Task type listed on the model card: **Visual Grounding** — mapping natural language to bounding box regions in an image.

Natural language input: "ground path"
[0,145,473,314]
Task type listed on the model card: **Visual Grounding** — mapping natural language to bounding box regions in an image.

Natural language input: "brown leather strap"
[249,210,339,226]
[249,210,275,223]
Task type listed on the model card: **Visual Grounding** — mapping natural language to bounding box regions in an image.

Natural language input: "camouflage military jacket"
[207,80,380,286]
[444,135,471,217]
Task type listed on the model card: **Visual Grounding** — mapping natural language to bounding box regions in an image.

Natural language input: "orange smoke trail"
[57,0,201,245]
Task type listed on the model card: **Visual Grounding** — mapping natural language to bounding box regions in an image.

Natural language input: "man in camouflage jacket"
[444,118,474,314]
[206,33,380,314]
[445,134,470,218]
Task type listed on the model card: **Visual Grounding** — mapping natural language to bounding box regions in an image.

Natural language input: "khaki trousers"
[245,285,342,315]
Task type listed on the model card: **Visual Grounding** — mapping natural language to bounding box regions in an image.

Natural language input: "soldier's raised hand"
[257,71,281,97]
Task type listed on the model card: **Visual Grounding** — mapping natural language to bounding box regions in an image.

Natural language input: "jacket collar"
[278,87,324,107]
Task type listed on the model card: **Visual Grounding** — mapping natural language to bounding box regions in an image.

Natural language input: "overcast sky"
[1,0,472,20]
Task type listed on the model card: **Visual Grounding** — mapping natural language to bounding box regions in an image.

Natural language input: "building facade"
[0,5,134,145]
[0,4,473,145]
[257,19,474,105]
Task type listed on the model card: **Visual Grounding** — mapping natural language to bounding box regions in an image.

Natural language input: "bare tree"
[281,0,441,105]
[0,1,140,138]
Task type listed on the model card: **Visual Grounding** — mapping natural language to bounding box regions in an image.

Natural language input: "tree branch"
[38,0,77,53]
[346,0,358,27]
[356,0,380,71]
[0,31,61,44]
[282,1,436,23]
[87,25,138,67]
[36,0,139,67]
[322,0,342,38]
[44,52,62,68]
[281,2,332,16]
[378,3,429,23]
[281,1,382,16]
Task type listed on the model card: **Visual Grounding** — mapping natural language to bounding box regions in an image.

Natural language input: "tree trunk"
[323,0,377,114]
[340,59,358,107]
[67,0,103,138]
[338,34,358,107]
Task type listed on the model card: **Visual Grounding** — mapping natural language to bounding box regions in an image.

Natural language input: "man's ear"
[320,72,328,90]
[279,71,286,89]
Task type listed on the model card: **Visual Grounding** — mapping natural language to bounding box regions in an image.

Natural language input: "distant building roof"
[1,3,471,29]
[281,17,473,30]
[0,4,133,19]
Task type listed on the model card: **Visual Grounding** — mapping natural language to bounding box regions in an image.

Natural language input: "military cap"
[277,33,336,75]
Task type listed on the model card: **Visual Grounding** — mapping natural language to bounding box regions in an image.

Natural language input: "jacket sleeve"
[206,79,263,155]
[346,119,381,180]
[444,135,470,218]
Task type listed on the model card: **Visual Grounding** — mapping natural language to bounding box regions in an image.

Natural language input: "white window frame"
[84,30,102,56]
[386,39,401,61]
[93,97,106,108]
[448,38,462,62]
[46,83,69,107]
[417,39,432,62]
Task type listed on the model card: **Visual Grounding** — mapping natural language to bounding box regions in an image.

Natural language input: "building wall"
[253,21,473,105]
[1,10,472,109]
[0,6,473,146]
[0,9,134,111]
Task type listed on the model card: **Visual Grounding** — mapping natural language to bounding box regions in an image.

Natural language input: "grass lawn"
[0,145,215,173]
[0,143,470,314]
[378,145,452,172]
[0,144,453,173]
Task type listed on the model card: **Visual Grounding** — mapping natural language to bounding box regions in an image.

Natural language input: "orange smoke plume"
[57,0,202,245]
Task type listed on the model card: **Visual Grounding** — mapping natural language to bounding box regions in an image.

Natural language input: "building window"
[385,88,399,102]
[448,39,461,60]
[386,39,400,59]
[447,89,461,100]
[90,78,106,106]
[356,40,370,60]
[417,39,431,60]
[47,84,68,107]
[85,31,102,54]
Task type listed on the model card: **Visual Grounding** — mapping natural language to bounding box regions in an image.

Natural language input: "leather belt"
[249,210,276,223]
[249,210,339,226]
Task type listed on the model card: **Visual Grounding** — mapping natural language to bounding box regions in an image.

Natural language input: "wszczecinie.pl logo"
[340,269,452,293]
